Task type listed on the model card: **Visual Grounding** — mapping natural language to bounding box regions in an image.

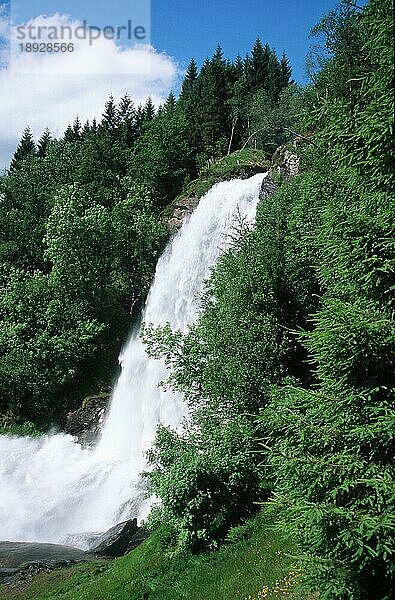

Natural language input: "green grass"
[0,512,308,600]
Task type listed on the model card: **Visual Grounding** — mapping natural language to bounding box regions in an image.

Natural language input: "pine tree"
[63,124,75,143]
[118,94,135,123]
[143,97,156,122]
[179,59,200,175]
[117,94,137,146]
[101,95,119,136]
[194,46,232,161]
[228,57,249,154]
[266,52,282,101]
[81,120,91,139]
[135,105,145,135]
[279,54,292,89]
[245,39,271,92]
[180,58,198,100]
[232,55,245,80]
[63,119,83,144]
[72,116,82,141]
[164,91,177,115]
[10,127,37,171]
[37,128,52,158]
[213,44,224,63]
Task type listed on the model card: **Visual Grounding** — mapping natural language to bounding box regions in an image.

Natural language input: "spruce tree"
[101,95,119,136]
[194,46,232,161]
[164,92,177,115]
[279,53,292,89]
[246,39,271,93]
[72,116,82,141]
[135,105,145,135]
[81,120,91,139]
[63,124,75,143]
[117,94,137,146]
[228,56,249,153]
[179,59,200,175]
[117,94,135,123]
[233,55,245,80]
[10,127,37,171]
[143,97,156,122]
[180,58,198,99]
[266,52,282,101]
[37,128,52,158]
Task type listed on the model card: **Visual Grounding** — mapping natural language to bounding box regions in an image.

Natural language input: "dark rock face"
[259,174,277,200]
[92,519,148,558]
[166,194,200,233]
[65,394,110,446]
[0,541,88,584]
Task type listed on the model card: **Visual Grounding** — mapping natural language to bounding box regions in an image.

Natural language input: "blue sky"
[1,0,346,168]
[9,0,343,82]
[151,0,342,83]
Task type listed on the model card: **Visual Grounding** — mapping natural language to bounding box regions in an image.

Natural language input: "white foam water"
[0,174,265,548]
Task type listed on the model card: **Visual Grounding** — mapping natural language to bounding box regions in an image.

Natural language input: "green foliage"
[140,3,394,598]
[37,128,52,158]
[308,0,394,191]
[249,85,305,153]
[0,409,42,437]
[162,149,269,217]
[142,168,322,550]
[176,40,292,166]
[129,107,194,208]
[262,173,395,599]
[258,3,395,597]
[9,127,37,172]
[3,6,393,598]
[145,419,260,551]
[1,34,293,425]
[0,173,166,422]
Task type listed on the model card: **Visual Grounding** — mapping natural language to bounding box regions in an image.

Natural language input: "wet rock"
[0,567,19,582]
[259,174,277,200]
[65,393,110,446]
[0,541,89,584]
[0,541,88,569]
[92,519,148,558]
[165,195,200,233]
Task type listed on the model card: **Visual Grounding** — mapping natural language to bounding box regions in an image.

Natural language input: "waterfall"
[0,173,265,549]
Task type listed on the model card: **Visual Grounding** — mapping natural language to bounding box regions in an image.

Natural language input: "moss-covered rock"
[163,149,269,232]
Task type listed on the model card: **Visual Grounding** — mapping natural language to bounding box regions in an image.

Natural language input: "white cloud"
[0,13,179,169]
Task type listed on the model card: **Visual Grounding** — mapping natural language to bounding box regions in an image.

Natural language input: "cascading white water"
[0,173,265,548]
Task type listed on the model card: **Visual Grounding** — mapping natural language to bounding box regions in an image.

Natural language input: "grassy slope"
[0,513,308,600]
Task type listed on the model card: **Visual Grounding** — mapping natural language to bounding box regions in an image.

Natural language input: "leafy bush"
[0,181,167,423]
[145,419,260,551]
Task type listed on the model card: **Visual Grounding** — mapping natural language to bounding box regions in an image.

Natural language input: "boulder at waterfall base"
[92,519,148,558]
